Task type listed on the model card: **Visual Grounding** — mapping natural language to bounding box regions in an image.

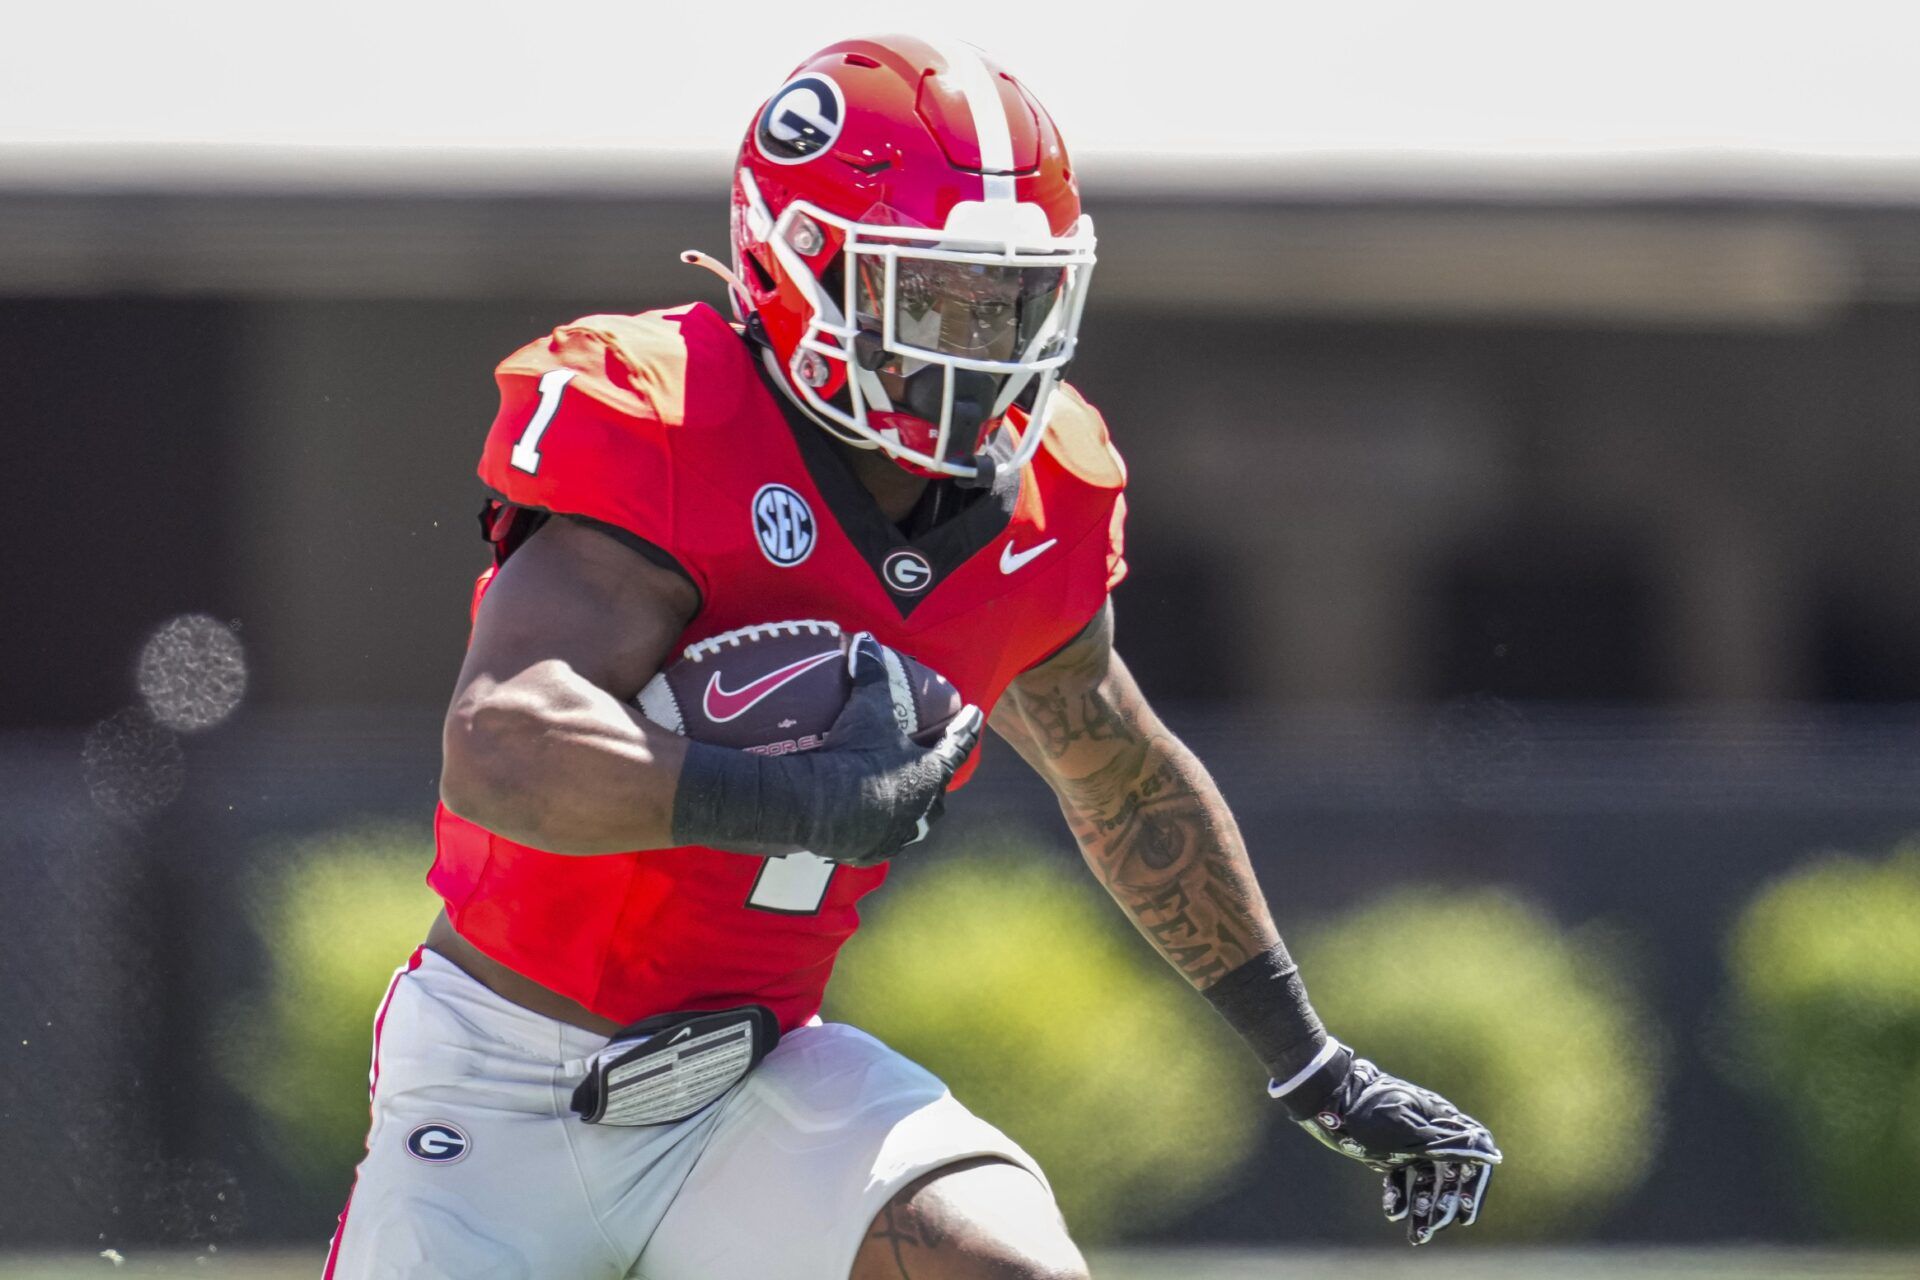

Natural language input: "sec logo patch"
[753,483,816,567]
[405,1122,470,1164]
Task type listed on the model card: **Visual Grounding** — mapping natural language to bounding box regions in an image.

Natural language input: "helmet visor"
[854,255,1069,369]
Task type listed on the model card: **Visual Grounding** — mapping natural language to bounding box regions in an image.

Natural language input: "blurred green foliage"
[1725,843,1920,1239]
[1299,888,1662,1236]
[828,836,1269,1242]
[219,824,438,1186]
[217,820,1668,1245]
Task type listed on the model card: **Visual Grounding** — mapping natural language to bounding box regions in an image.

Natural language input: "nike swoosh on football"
[703,650,842,723]
[999,538,1058,574]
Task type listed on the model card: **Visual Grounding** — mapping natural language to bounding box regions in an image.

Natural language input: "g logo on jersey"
[405,1122,470,1164]
[882,548,934,595]
[755,75,845,164]
[753,483,816,566]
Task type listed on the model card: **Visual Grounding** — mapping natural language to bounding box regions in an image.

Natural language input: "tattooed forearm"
[1058,731,1270,985]
[997,606,1278,989]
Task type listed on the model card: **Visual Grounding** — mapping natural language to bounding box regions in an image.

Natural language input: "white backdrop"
[8,0,1919,163]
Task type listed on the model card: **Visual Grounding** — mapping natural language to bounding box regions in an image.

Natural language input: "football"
[637,619,963,755]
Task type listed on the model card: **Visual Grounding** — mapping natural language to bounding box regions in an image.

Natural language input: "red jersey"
[428,302,1127,1031]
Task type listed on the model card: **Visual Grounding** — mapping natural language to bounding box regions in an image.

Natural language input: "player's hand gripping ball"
[1272,1041,1502,1245]
[638,619,963,753]
[643,620,981,866]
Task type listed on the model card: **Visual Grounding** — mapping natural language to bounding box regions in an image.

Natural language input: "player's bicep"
[441,516,698,849]
[456,516,698,706]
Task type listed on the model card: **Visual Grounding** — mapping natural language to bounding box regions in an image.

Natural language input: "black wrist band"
[671,741,810,853]
[1199,943,1329,1085]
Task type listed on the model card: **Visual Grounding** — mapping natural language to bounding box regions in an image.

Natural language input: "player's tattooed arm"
[991,602,1279,988]
[1004,611,1504,1245]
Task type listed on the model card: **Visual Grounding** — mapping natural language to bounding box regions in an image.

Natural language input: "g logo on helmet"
[755,74,846,165]
[405,1122,470,1164]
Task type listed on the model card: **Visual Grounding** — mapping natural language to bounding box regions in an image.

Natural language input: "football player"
[325,34,1500,1280]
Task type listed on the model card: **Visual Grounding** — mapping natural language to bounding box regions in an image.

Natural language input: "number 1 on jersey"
[746,852,836,914]
[511,368,577,475]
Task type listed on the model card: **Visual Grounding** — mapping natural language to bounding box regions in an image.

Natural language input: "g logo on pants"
[405,1122,470,1164]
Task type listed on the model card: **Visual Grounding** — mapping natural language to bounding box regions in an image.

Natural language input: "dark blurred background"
[6,173,1920,1256]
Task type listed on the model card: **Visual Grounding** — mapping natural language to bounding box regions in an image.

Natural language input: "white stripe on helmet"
[929,37,1016,203]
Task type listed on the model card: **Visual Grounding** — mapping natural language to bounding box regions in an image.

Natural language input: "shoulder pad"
[496,305,745,424]
[1030,381,1128,599]
[1039,383,1127,491]
[479,305,746,572]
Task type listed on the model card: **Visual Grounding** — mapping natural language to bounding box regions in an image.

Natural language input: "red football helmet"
[695,35,1096,482]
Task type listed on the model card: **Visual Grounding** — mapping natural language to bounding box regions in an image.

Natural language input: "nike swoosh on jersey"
[703,650,842,723]
[999,538,1058,574]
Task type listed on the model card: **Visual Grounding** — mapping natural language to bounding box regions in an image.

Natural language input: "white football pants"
[323,948,1046,1279]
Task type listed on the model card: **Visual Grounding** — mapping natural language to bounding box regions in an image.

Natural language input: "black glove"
[805,634,984,865]
[1271,1040,1502,1245]
[671,634,983,867]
